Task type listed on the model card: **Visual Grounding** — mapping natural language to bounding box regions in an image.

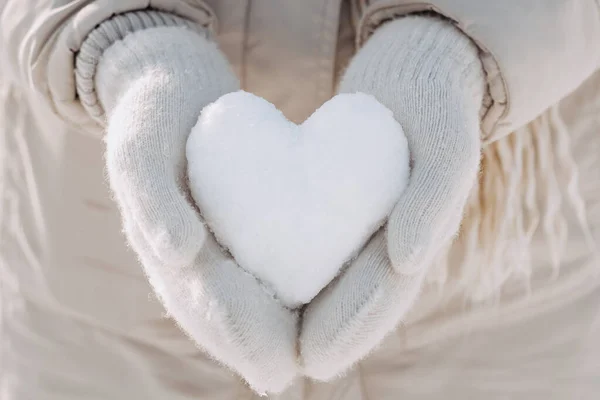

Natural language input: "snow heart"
[186,91,409,308]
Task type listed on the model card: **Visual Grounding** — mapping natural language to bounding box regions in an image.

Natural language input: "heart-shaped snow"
[186,91,409,308]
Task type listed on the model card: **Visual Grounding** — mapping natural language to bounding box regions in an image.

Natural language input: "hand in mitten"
[300,16,485,380]
[76,12,298,394]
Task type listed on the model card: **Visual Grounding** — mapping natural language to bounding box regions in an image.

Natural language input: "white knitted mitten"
[300,16,485,380]
[76,12,298,394]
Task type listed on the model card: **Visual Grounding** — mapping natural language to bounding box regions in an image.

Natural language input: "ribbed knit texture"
[340,16,484,272]
[75,19,299,395]
[300,16,486,380]
[75,10,204,122]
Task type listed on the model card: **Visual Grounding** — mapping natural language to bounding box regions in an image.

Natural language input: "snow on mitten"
[300,15,486,380]
[76,12,299,394]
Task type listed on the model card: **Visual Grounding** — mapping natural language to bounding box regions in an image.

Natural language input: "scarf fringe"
[426,105,595,303]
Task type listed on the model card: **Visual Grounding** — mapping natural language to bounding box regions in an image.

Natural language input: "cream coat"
[1,1,600,398]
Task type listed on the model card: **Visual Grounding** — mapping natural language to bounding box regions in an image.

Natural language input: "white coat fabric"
[1,0,600,398]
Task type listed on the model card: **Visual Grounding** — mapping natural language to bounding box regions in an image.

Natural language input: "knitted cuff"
[75,10,207,123]
[342,15,485,108]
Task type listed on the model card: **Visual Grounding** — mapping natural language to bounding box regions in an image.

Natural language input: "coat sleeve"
[355,0,600,143]
[0,0,215,133]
